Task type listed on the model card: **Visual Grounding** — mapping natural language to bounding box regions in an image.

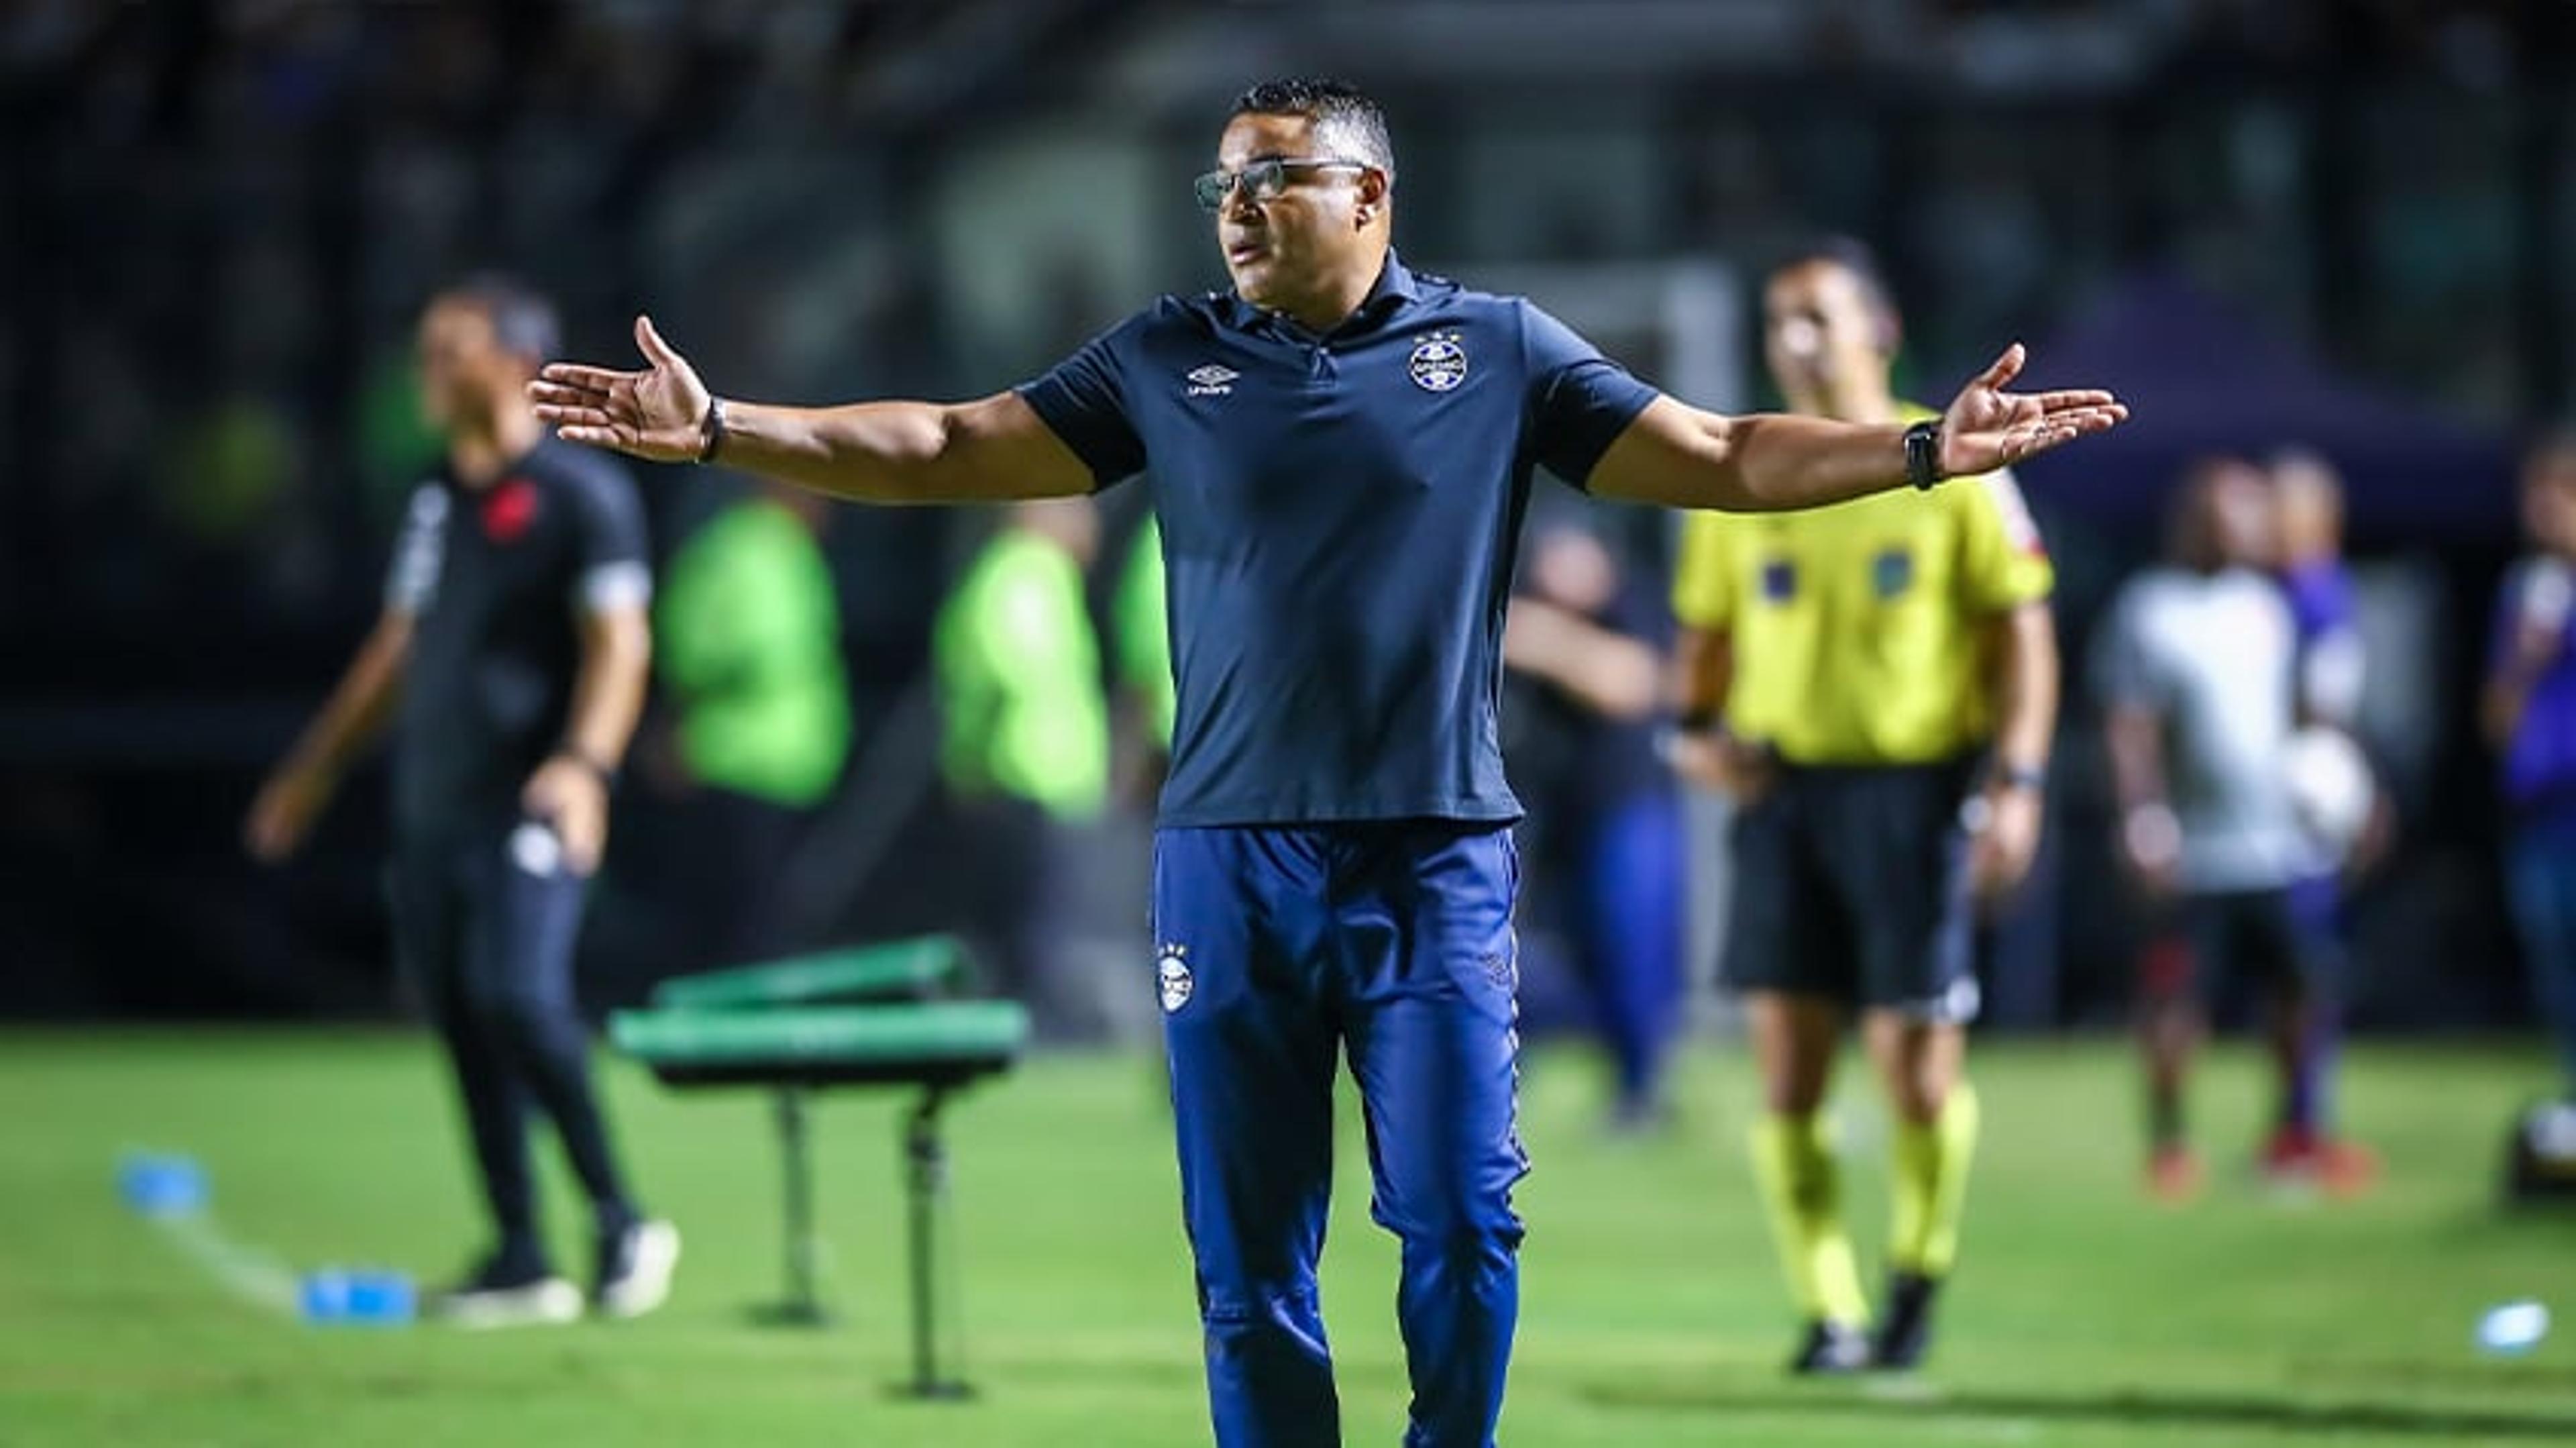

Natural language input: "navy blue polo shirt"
[1018,254,1660,827]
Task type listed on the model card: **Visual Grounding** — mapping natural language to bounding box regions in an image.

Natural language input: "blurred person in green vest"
[1114,513,1178,783]
[935,496,1112,1039]
[652,481,851,966]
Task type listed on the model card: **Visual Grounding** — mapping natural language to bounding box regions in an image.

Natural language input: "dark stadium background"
[0,0,2567,1035]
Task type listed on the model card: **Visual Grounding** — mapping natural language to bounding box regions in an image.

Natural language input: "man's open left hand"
[1938,343,2129,478]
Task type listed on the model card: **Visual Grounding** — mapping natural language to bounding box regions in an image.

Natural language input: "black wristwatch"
[696,396,728,465]
[1903,419,1945,491]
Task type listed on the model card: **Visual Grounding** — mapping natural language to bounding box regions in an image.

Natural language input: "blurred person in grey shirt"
[2096,458,2374,1202]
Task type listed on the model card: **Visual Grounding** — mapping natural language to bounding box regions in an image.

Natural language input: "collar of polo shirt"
[1226,252,1422,340]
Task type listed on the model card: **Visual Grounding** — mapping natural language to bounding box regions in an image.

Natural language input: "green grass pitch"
[5,1030,2576,1445]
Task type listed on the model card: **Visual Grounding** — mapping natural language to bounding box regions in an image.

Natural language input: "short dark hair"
[1231,79,1396,187]
[439,272,561,365]
[1771,236,1900,352]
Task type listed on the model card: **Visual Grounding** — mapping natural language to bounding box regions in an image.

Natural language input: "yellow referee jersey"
[1671,405,2053,766]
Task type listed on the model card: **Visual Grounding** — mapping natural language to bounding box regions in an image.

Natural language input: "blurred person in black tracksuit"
[247,277,678,1327]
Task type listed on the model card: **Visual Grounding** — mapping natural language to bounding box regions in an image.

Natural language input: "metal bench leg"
[896,1088,972,1399]
[757,1087,831,1327]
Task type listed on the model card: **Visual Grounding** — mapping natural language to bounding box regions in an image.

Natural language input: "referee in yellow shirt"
[1671,241,2059,1374]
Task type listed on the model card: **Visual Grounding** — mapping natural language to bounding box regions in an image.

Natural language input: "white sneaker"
[437,1270,584,1329]
[596,1219,680,1320]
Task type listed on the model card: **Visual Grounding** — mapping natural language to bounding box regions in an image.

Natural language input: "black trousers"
[391,821,637,1263]
[950,793,1099,1043]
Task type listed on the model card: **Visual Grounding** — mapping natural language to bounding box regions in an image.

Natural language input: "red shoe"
[2261,1125,2317,1180]
[2147,1145,2202,1204]
[2261,1128,2380,1198]
[2310,1138,2381,1198]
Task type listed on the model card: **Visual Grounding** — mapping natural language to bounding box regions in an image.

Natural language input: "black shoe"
[1603,1094,1673,1139]
[594,1218,681,1319]
[1870,1271,1941,1371]
[436,1250,581,1329]
[1788,1318,1872,1375]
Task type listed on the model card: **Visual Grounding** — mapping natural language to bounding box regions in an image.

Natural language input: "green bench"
[609,935,1027,1398]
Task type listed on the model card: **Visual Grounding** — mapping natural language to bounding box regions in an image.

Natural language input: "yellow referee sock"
[1750,1114,1869,1326]
[1889,1082,1980,1278]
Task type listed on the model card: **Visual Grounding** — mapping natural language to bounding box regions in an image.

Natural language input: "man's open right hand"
[528,315,712,463]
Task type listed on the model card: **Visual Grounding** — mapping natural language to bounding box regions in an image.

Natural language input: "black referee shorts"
[1723,756,1980,1023]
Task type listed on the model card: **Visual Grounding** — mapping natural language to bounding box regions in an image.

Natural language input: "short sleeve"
[383,484,448,616]
[564,462,653,614]
[1954,468,2055,612]
[1519,301,1659,488]
[1016,313,1150,488]
[1670,511,1739,631]
[2092,584,2165,711]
